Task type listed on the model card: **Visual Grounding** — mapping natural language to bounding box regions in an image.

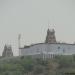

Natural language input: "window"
[63,49,65,53]
[36,48,40,53]
[58,46,60,49]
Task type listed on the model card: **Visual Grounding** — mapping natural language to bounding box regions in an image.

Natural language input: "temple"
[19,28,75,59]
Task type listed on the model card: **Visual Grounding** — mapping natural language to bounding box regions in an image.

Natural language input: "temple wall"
[20,43,75,57]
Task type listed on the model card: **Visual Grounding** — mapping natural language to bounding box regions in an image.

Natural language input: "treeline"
[0,55,75,75]
[0,56,50,75]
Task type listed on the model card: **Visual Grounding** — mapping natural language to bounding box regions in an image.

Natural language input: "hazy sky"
[0,0,75,56]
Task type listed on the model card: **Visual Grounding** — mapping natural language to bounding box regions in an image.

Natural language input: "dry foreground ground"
[0,55,75,75]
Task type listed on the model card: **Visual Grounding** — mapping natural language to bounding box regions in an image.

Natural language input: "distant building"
[2,45,13,57]
[19,28,75,59]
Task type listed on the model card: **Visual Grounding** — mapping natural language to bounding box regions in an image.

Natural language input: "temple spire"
[45,27,56,43]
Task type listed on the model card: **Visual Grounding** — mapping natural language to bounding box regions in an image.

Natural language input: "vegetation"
[0,55,75,75]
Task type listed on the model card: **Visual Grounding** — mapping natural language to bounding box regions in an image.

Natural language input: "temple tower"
[45,28,56,43]
[2,45,13,57]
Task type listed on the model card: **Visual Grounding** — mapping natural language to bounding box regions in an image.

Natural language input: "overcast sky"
[0,0,75,56]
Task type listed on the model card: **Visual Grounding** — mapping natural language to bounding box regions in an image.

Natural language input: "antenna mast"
[18,34,21,48]
[18,34,21,56]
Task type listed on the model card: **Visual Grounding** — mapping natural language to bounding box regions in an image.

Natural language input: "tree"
[33,65,44,75]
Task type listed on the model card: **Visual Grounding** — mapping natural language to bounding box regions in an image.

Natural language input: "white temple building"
[19,28,75,58]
